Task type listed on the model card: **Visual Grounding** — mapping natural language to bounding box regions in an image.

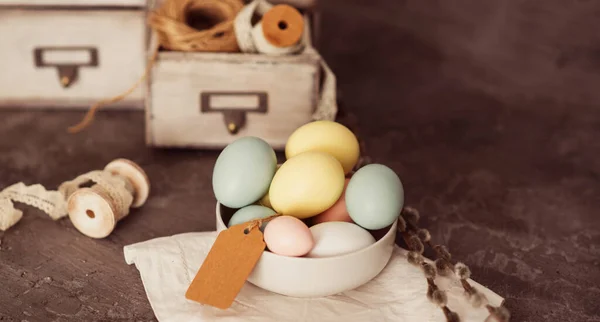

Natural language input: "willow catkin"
[401,206,511,321]
[67,0,244,133]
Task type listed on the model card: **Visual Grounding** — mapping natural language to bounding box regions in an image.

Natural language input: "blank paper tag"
[185,224,266,309]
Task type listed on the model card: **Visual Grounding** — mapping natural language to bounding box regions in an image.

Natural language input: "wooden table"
[1,0,600,321]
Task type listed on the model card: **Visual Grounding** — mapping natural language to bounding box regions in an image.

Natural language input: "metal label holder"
[34,47,99,88]
[200,91,268,134]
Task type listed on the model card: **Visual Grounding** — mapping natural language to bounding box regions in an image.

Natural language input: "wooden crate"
[145,15,321,150]
[0,0,148,109]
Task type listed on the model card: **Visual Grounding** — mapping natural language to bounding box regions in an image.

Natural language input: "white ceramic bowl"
[216,202,397,297]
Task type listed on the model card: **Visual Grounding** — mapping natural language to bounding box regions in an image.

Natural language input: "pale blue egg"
[213,137,277,208]
[345,164,404,230]
[228,205,277,231]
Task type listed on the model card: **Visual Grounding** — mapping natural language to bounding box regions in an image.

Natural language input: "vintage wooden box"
[145,14,322,150]
[0,0,147,109]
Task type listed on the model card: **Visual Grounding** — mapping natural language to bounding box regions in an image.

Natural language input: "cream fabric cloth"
[124,231,504,322]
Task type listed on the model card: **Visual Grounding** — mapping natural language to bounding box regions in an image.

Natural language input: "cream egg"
[306,222,376,258]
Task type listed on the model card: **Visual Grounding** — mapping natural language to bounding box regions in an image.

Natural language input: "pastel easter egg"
[345,164,404,230]
[263,216,314,257]
[311,178,353,225]
[285,121,360,174]
[256,164,282,209]
[212,137,277,208]
[258,192,273,209]
[306,222,376,258]
[228,205,277,231]
[269,151,345,219]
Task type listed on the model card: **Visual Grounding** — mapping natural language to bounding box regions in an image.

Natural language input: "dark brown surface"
[1,0,600,321]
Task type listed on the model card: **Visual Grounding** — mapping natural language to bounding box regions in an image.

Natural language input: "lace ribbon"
[0,183,68,231]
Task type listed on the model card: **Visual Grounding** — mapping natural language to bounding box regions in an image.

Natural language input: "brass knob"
[60,76,70,87]
[227,122,238,134]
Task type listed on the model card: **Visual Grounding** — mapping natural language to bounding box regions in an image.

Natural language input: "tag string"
[244,213,281,232]
[67,44,160,133]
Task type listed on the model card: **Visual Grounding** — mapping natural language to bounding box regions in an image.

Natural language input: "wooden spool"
[104,158,150,208]
[67,159,150,239]
[261,4,304,47]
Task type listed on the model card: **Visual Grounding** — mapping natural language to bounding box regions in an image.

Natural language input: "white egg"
[306,222,376,258]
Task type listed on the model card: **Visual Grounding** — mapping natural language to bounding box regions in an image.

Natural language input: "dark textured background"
[1,0,599,321]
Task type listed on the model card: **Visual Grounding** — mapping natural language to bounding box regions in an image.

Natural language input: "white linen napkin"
[124,231,504,322]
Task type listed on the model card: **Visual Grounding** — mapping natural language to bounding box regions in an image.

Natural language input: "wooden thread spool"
[67,159,150,239]
[260,4,304,47]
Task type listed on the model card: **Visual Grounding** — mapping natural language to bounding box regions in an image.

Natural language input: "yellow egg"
[269,151,345,219]
[285,121,360,174]
[257,164,281,208]
[259,192,272,208]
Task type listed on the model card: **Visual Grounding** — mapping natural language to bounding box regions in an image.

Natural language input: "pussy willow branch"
[400,207,511,322]
[398,214,459,322]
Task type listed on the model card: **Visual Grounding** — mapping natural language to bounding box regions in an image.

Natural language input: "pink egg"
[312,178,353,225]
[264,216,314,257]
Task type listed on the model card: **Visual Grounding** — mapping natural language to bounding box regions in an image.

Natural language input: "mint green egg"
[345,164,404,230]
[228,205,277,230]
[213,137,277,208]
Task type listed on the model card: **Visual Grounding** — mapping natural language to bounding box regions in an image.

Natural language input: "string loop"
[244,213,281,232]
